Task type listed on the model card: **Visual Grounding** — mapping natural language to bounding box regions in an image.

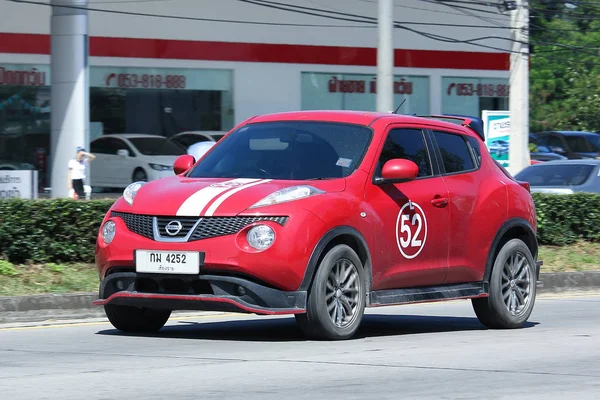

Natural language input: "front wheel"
[132,168,148,183]
[295,244,366,340]
[472,238,537,329]
[104,304,171,333]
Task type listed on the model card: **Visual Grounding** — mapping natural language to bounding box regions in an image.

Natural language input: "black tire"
[104,304,171,333]
[472,238,537,329]
[295,244,366,340]
[132,168,147,182]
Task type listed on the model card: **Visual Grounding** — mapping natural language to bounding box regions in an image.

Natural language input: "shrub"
[532,192,600,245]
[0,193,598,264]
[0,198,114,264]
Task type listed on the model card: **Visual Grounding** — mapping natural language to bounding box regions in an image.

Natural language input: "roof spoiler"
[418,114,486,142]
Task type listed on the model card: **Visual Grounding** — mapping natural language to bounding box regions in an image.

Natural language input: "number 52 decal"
[395,201,428,259]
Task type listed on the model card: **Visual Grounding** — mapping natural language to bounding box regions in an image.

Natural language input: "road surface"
[1,293,599,399]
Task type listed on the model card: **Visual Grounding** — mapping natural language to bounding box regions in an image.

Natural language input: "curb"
[1,272,599,322]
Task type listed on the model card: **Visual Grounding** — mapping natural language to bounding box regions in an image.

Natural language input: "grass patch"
[0,241,599,297]
[0,262,99,297]
[539,241,600,273]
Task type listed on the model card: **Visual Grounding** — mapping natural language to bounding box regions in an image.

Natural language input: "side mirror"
[375,159,419,184]
[117,149,129,157]
[173,154,196,175]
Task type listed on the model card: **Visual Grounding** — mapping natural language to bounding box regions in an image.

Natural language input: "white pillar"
[508,0,530,175]
[376,0,394,113]
[50,0,89,198]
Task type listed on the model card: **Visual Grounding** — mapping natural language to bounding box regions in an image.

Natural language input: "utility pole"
[376,0,394,113]
[50,0,89,198]
[508,0,530,175]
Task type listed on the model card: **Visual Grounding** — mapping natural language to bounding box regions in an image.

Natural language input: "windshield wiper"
[305,177,333,180]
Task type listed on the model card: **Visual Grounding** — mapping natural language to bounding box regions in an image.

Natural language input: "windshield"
[187,121,373,180]
[515,164,596,187]
[128,137,187,156]
[565,135,600,153]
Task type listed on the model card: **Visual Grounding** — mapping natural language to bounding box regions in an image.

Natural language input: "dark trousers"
[72,179,85,199]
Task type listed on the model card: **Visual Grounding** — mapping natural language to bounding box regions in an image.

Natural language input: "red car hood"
[118,176,346,216]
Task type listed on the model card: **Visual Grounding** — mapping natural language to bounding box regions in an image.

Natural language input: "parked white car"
[89,134,187,189]
[170,131,226,149]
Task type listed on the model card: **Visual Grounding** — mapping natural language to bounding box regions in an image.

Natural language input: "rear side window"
[465,135,482,167]
[433,131,476,174]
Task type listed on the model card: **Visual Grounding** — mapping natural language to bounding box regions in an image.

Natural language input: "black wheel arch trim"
[484,217,539,282]
[299,226,373,292]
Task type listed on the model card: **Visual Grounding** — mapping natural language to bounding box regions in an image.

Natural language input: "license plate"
[135,250,200,274]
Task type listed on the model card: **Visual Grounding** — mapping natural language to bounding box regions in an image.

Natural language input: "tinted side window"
[90,138,106,154]
[104,138,126,155]
[433,131,475,173]
[465,136,481,167]
[547,135,565,149]
[377,128,432,177]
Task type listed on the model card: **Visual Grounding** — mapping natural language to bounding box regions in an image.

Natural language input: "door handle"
[431,196,448,207]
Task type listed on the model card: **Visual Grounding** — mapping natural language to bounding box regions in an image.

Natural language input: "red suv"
[94,111,542,340]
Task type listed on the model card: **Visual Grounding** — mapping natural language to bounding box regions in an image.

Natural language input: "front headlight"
[249,185,325,209]
[149,163,172,171]
[123,181,146,206]
[247,225,275,250]
[102,220,116,244]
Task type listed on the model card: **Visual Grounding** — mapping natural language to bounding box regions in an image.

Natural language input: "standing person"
[67,146,95,200]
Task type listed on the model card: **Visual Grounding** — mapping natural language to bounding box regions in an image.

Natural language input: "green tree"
[529,1,600,132]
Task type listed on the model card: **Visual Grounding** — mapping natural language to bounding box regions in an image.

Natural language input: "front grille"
[190,216,289,240]
[111,212,153,239]
[110,212,288,241]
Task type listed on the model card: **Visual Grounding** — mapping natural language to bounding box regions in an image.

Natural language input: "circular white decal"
[395,201,428,259]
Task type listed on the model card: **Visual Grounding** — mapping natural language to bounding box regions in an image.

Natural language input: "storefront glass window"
[301,72,430,115]
[0,64,51,187]
[90,66,234,139]
[441,76,509,117]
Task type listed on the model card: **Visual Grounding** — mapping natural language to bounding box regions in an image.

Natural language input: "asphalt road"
[1,294,600,400]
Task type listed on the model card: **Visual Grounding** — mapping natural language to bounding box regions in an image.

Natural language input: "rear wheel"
[104,304,171,333]
[132,168,147,183]
[295,244,366,340]
[472,238,537,329]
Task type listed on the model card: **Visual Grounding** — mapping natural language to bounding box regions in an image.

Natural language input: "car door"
[429,129,494,284]
[90,137,110,186]
[364,126,450,290]
[104,137,136,186]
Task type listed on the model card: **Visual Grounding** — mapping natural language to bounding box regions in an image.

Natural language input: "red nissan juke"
[94,110,542,340]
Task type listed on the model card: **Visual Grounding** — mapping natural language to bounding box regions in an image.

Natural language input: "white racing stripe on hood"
[204,179,273,216]
[176,178,260,216]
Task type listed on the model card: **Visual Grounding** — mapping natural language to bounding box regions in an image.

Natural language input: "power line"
[237,0,517,53]
[354,0,510,21]
[8,0,376,28]
[14,0,597,58]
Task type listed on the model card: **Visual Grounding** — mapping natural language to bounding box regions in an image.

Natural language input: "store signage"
[446,82,509,97]
[482,110,511,171]
[0,67,47,86]
[104,72,187,89]
[328,77,414,95]
[0,170,38,199]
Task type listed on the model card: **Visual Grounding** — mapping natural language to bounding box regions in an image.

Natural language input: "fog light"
[246,225,275,250]
[116,280,124,290]
[237,286,246,296]
[102,220,116,244]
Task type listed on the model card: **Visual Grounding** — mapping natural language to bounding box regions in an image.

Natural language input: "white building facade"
[0,0,512,188]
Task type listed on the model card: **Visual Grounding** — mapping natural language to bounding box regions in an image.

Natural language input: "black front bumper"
[93,272,307,315]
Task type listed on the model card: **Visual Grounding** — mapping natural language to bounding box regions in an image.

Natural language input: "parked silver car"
[514,159,600,194]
